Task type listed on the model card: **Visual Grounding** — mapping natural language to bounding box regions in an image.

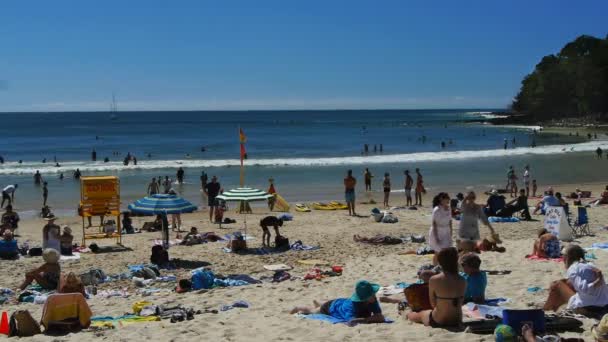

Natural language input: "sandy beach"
[1,181,606,341]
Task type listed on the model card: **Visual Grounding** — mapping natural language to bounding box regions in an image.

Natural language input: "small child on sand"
[531,228,560,258]
[532,179,538,197]
[459,253,487,304]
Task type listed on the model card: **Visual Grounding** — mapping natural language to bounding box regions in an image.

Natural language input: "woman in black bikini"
[407,247,466,328]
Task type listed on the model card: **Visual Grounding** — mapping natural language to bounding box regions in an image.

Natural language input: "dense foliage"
[512,34,608,119]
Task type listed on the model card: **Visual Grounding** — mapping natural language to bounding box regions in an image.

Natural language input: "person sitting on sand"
[406,247,466,328]
[181,227,203,246]
[122,212,135,234]
[531,228,560,259]
[429,192,452,264]
[59,226,73,256]
[1,205,20,235]
[459,253,486,304]
[0,230,19,260]
[485,189,506,216]
[59,272,86,296]
[260,216,283,247]
[533,188,560,215]
[457,192,497,252]
[450,193,464,218]
[499,189,531,220]
[19,248,61,290]
[592,186,608,206]
[543,245,608,317]
[290,280,385,325]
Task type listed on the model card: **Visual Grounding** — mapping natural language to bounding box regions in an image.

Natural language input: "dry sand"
[2,182,608,341]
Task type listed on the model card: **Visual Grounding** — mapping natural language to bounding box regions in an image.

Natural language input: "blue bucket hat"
[350,280,380,302]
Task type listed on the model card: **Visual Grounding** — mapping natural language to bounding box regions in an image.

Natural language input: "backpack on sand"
[9,310,41,337]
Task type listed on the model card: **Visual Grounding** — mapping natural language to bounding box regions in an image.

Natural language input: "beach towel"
[60,252,81,261]
[290,241,320,251]
[300,313,393,325]
[591,242,608,249]
[464,303,505,319]
[263,264,292,271]
[278,213,293,221]
[525,255,564,262]
[527,287,543,293]
[153,239,182,247]
[90,314,160,328]
[40,293,92,329]
[297,259,330,266]
[488,216,520,223]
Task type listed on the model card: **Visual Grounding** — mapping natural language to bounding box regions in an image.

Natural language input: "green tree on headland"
[512,34,608,120]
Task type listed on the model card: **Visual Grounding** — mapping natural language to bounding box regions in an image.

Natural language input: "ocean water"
[0,110,606,215]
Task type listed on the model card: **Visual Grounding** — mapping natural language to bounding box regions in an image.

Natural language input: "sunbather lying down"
[353,234,402,245]
[457,235,505,254]
[291,280,385,325]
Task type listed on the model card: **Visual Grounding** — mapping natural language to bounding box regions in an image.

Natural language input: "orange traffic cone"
[0,311,9,335]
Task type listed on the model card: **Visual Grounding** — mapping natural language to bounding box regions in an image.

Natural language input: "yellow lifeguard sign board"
[79,176,122,245]
[81,176,119,201]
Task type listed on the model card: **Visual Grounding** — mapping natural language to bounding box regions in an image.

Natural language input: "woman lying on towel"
[353,234,402,245]
[543,245,608,317]
[407,247,466,328]
[19,248,61,290]
[290,280,385,325]
[531,228,561,258]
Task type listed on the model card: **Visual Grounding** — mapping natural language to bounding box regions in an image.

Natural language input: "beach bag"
[404,283,432,312]
[502,309,545,334]
[150,245,169,266]
[275,235,290,251]
[28,247,43,257]
[79,269,106,286]
[191,269,215,290]
[103,221,116,234]
[9,310,41,337]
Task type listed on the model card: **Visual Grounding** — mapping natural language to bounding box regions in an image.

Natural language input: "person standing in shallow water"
[404,170,413,207]
[42,182,49,207]
[415,168,425,206]
[364,168,373,192]
[344,170,357,216]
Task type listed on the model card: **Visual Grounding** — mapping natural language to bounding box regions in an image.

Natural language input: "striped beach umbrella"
[128,194,197,215]
[215,187,273,202]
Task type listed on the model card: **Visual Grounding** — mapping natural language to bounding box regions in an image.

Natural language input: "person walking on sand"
[415,168,425,206]
[147,177,159,196]
[204,176,221,222]
[162,176,172,194]
[383,173,391,207]
[1,184,17,209]
[364,168,373,192]
[404,170,413,207]
[344,170,357,216]
[523,165,531,197]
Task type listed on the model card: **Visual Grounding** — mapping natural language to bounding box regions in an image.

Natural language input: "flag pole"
[239,126,244,187]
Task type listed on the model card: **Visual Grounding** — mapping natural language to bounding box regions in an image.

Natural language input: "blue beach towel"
[488,216,520,223]
[301,314,394,325]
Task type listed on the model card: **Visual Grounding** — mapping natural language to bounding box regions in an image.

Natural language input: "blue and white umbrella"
[128,194,197,215]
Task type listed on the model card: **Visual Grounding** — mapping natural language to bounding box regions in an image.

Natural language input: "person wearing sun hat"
[290,280,385,324]
[42,214,61,253]
[19,248,61,290]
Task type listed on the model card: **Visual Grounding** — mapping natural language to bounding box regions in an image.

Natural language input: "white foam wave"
[0,141,606,175]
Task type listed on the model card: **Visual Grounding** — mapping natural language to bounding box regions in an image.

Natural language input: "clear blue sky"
[1,0,606,111]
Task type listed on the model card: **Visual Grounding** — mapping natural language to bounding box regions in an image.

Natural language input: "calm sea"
[0,110,606,215]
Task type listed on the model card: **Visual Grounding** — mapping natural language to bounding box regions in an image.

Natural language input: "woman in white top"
[429,193,452,264]
[543,244,608,315]
[42,216,61,252]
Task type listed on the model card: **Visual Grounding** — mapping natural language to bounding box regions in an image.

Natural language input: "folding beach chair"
[571,206,591,237]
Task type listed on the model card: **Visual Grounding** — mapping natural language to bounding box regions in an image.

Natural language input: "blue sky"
[0,0,606,111]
